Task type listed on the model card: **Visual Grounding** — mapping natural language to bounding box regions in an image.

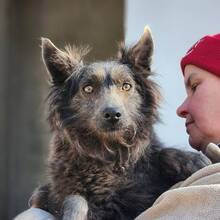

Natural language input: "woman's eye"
[122,83,132,91]
[83,85,93,93]
[191,83,198,92]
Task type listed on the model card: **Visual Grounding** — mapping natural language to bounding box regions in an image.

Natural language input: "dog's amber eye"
[83,85,93,93]
[122,83,132,91]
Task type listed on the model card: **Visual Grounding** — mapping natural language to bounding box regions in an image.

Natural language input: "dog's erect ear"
[41,38,70,84]
[118,26,154,75]
[41,38,83,84]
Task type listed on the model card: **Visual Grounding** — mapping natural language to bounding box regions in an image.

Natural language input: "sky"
[125,0,220,150]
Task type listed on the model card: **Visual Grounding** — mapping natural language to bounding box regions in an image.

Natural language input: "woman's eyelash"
[191,83,198,91]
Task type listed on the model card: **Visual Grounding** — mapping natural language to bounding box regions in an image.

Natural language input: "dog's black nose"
[103,107,121,124]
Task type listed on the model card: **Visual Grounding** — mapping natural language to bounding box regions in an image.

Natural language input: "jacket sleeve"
[14,208,56,220]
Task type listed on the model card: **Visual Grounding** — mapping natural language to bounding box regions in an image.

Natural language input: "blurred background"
[1,0,220,219]
[0,0,123,219]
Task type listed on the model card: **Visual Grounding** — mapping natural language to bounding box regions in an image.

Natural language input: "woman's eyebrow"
[185,73,197,89]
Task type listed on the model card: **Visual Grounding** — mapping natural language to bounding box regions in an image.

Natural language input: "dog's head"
[42,27,160,160]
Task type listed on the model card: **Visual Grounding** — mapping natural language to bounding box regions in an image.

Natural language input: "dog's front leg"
[63,195,88,220]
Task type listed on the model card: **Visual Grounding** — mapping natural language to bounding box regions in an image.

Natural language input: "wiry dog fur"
[30,27,210,220]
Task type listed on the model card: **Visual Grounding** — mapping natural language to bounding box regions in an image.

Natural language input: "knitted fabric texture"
[181,34,220,76]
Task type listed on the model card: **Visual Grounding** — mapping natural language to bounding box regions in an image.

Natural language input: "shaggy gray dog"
[30,27,209,220]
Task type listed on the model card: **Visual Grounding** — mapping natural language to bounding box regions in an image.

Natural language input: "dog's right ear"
[118,26,154,77]
[41,38,74,84]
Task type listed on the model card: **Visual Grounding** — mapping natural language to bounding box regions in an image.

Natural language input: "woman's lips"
[185,121,194,127]
[185,121,194,134]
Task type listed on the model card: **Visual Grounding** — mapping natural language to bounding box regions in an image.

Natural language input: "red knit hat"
[181,33,220,76]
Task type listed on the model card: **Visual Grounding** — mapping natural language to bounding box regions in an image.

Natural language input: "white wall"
[125,0,220,150]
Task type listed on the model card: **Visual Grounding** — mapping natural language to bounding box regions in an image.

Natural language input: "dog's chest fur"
[47,137,168,219]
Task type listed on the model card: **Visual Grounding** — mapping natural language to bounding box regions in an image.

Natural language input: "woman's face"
[177,65,220,152]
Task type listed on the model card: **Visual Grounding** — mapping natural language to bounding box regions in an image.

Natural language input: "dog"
[30,27,210,220]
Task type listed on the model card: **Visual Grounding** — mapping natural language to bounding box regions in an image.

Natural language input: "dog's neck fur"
[50,124,153,172]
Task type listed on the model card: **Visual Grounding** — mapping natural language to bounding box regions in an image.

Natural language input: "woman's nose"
[176,98,189,118]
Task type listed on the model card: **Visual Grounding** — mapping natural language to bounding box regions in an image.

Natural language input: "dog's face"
[70,62,141,134]
[42,27,160,146]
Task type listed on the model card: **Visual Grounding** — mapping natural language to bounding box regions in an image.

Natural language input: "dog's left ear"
[41,38,87,84]
[41,38,74,84]
[118,26,154,76]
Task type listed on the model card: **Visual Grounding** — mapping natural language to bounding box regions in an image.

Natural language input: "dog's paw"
[63,195,88,220]
[183,150,211,170]
[158,148,211,183]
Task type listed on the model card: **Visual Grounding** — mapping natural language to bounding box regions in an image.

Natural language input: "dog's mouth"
[101,124,121,133]
[101,124,136,142]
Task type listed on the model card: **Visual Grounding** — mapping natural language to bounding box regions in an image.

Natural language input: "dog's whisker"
[103,143,115,154]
